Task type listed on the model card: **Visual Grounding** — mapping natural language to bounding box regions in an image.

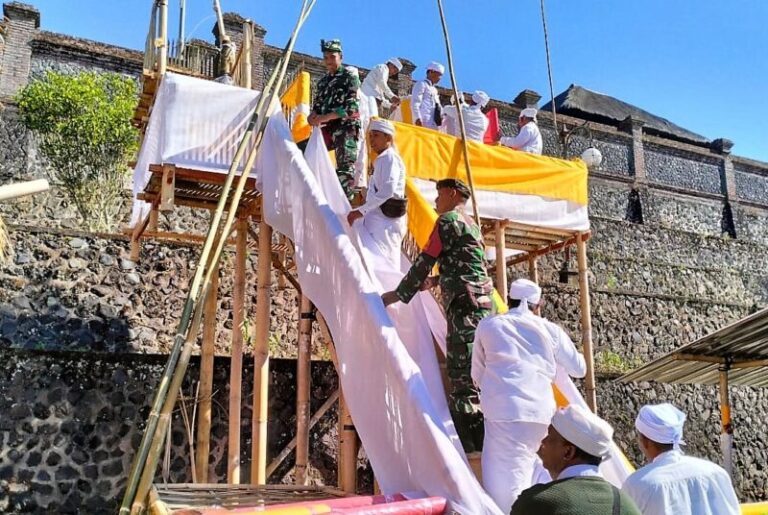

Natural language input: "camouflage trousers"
[323,122,359,201]
[446,297,491,453]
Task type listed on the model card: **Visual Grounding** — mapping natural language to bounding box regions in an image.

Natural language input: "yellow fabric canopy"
[394,121,588,206]
[280,71,312,142]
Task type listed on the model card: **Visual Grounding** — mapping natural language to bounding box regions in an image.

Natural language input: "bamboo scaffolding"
[195,258,218,483]
[494,220,507,300]
[228,218,248,483]
[576,232,596,412]
[338,393,358,494]
[295,295,314,485]
[119,1,317,511]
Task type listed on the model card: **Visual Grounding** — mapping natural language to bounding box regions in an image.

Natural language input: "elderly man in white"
[471,278,586,514]
[442,90,490,142]
[499,107,543,154]
[360,58,402,118]
[410,61,444,129]
[622,403,740,515]
[346,119,407,267]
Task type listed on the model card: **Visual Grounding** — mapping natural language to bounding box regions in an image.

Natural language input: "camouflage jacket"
[396,209,492,308]
[312,67,361,127]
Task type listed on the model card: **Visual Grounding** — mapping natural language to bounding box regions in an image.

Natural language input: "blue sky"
[29,0,768,162]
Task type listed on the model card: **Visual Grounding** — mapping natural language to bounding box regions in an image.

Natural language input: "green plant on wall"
[16,71,138,231]
[595,350,643,375]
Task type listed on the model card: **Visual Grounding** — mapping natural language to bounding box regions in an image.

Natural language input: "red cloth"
[484,108,500,144]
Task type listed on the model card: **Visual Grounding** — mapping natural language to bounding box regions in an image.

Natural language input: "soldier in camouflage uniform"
[308,39,361,201]
[382,178,493,453]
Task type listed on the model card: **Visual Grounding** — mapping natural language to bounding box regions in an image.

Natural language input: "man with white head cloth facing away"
[410,61,444,129]
[512,405,642,514]
[498,107,543,154]
[471,278,586,514]
[622,403,740,515]
[442,90,490,142]
[347,118,407,268]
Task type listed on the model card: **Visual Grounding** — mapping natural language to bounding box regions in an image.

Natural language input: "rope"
[539,0,560,150]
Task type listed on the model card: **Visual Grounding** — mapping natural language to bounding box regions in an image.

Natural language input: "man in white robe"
[442,90,490,142]
[499,107,543,154]
[347,118,406,267]
[410,61,444,129]
[471,279,586,514]
[622,403,740,515]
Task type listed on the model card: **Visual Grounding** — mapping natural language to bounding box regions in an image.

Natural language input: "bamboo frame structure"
[494,221,507,300]
[576,232,597,412]
[228,218,248,483]
[296,295,314,485]
[195,256,218,482]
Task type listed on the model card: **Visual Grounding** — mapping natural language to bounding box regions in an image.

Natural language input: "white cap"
[508,278,541,305]
[387,58,403,72]
[472,90,490,108]
[636,403,686,450]
[520,107,538,121]
[369,118,395,136]
[552,405,614,459]
[427,61,445,74]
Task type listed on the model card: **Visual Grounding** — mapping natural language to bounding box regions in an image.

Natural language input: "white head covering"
[508,278,542,306]
[520,107,538,121]
[387,58,403,72]
[345,65,360,79]
[369,118,395,136]
[635,403,686,450]
[552,405,614,459]
[426,61,445,74]
[472,90,490,108]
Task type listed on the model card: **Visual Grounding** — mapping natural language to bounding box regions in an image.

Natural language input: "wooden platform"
[149,484,348,514]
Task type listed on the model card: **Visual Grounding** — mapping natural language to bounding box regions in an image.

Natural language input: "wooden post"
[719,365,734,477]
[159,164,176,212]
[296,295,313,485]
[228,218,248,483]
[148,207,159,232]
[576,233,597,412]
[243,22,253,90]
[528,255,539,284]
[251,220,273,484]
[338,393,358,493]
[157,0,168,75]
[195,259,218,482]
[494,221,507,301]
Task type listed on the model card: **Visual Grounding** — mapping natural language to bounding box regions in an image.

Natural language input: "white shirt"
[621,450,740,515]
[501,121,543,154]
[471,305,585,422]
[558,464,602,480]
[442,104,489,142]
[361,63,397,108]
[357,146,406,216]
[410,79,440,129]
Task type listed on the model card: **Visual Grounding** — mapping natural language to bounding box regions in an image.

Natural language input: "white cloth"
[257,124,503,514]
[361,63,397,109]
[552,404,614,459]
[442,104,488,142]
[508,278,541,305]
[558,464,602,480]
[427,61,445,74]
[410,79,440,129]
[471,304,584,423]
[520,107,538,121]
[472,90,490,108]
[636,403,686,450]
[500,121,543,155]
[388,58,403,72]
[483,421,549,515]
[355,146,407,267]
[622,450,740,515]
[369,118,395,136]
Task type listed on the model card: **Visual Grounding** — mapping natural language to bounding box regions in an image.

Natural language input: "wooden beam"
[296,295,314,485]
[338,393,358,494]
[674,353,725,364]
[159,164,176,212]
[506,237,579,266]
[251,221,273,484]
[228,218,248,483]
[576,232,597,413]
[528,255,539,284]
[129,208,153,261]
[732,358,768,369]
[494,220,507,301]
[195,259,218,483]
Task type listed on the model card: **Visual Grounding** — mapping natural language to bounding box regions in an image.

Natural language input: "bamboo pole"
[494,221,507,301]
[0,179,49,201]
[157,0,168,75]
[119,2,317,511]
[195,259,218,483]
[576,232,596,412]
[251,220,273,484]
[338,393,358,493]
[528,255,539,284]
[243,22,253,89]
[719,365,733,477]
[296,295,314,485]
[228,218,248,483]
[435,0,481,225]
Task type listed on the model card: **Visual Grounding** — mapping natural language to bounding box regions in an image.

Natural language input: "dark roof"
[542,84,709,145]
[619,307,768,387]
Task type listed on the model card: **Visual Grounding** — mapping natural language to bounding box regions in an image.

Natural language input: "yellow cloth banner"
[280,71,311,143]
[394,121,588,206]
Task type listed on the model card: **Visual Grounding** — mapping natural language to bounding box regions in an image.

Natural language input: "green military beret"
[436,178,471,199]
[320,39,342,53]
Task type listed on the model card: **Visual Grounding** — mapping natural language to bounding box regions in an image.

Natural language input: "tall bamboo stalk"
[295,295,313,485]
[435,0,481,225]
[119,1,317,511]
[228,218,248,483]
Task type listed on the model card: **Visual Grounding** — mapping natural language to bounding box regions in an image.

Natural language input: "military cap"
[320,39,342,53]
[436,178,471,199]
